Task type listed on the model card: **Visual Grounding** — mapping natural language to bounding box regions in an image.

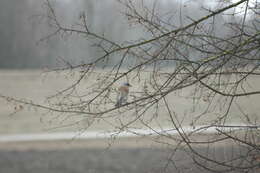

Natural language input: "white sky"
[230,0,258,15]
[190,0,258,18]
[54,0,258,18]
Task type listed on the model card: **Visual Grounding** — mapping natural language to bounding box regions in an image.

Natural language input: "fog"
[0,0,253,69]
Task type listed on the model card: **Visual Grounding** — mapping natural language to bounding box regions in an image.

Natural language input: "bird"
[115,82,131,108]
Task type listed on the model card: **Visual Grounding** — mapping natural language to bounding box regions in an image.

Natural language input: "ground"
[0,137,259,173]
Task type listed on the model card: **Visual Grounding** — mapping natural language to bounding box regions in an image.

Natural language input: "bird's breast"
[118,86,129,93]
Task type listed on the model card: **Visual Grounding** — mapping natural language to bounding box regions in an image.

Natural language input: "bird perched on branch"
[115,82,131,108]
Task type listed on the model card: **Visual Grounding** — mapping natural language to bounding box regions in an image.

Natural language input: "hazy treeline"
[0,0,131,68]
[0,0,257,69]
[0,0,49,68]
[0,0,139,69]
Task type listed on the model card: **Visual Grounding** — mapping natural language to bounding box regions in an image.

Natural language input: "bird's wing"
[115,86,129,107]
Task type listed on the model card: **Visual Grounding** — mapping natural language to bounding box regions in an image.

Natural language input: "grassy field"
[0,69,259,135]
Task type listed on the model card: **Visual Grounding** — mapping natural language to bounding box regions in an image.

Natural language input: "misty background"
[0,0,254,69]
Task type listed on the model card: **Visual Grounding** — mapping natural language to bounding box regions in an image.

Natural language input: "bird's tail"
[115,102,120,108]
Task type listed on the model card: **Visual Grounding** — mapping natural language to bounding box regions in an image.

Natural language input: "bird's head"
[123,82,132,87]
